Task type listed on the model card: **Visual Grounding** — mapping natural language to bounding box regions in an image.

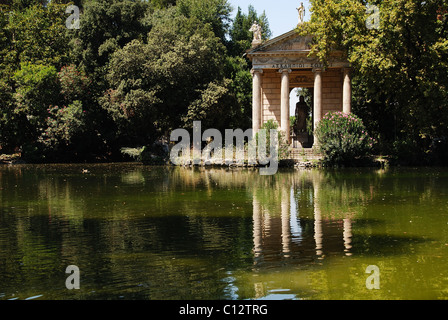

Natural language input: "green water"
[1,164,448,300]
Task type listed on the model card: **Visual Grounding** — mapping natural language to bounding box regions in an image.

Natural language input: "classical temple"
[247,24,352,149]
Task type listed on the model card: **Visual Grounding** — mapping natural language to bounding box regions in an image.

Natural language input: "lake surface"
[1,164,448,300]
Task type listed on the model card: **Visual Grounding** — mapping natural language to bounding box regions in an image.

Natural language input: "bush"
[38,100,86,149]
[315,112,375,165]
[58,65,91,102]
[13,62,60,131]
[256,120,290,160]
[121,142,169,165]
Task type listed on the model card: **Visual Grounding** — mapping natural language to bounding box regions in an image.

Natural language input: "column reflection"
[281,185,291,258]
[251,170,360,267]
[343,218,352,256]
[253,198,262,260]
[313,176,323,258]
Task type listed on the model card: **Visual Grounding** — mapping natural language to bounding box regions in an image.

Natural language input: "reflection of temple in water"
[252,171,354,269]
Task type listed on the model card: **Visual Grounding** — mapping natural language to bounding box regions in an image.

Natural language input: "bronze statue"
[294,95,309,135]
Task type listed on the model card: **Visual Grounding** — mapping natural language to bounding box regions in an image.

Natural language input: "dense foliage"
[300,0,448,165]
[2,0,447,166]
[255,120,291,161]
[315,112,375,165]
[0,0,270,162]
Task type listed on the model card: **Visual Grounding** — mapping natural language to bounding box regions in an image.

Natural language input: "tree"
[301,0,448,164]
[223,55,252,129]
[69,0,151,89]
[148,0,176,9]
[0,0,274,161]
[176,0,232,43]
[0,0,48,10]
[12,62,60,143]
[101,7,238,146]
[0,1,69,150]
[64,0,153,157]
[4,2,69,69]
[223,5,273,129]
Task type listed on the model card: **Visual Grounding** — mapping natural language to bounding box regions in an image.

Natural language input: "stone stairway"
[289,148,323,162]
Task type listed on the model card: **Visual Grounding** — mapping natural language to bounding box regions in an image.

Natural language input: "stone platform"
[290,147,323,163]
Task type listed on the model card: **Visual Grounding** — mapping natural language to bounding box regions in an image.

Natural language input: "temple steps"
[289,148,323,161]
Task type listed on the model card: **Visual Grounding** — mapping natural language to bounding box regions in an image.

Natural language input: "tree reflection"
[0,165,446,300]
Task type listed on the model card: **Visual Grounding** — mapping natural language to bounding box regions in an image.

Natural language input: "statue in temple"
[294,95,309,135]
[297,2,305,24]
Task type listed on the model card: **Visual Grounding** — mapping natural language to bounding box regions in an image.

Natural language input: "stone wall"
[261,70,282,123]
[260,68,344,128]
[322,68,343,115]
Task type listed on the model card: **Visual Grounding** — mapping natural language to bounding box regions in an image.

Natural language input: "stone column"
[252,69,263,138]
[343,68,352,114]
[279,69,291,143]
[313,68,323,132]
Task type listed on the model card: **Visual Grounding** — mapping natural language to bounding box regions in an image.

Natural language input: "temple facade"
[247,29,352,148]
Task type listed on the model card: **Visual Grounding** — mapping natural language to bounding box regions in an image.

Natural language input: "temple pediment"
[247,29,350,70]
[249,30,313,53]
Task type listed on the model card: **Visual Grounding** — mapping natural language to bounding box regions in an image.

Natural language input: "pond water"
[1,164,448,300]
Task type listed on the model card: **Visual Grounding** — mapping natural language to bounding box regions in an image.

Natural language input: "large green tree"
[101,6,241,146]
[69,0,151,89]
[0,0,272,161]
[301,0,448,164]
[0,1,69,150]
[176,0,232,43]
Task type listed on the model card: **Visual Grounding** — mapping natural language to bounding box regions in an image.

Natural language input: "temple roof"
[246,29,349,70]
[247,29,313,56]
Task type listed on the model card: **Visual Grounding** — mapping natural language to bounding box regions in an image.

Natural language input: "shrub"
[314,112,375,165]
[38,100,86,149]
[58,65,91,102]
[256,120,290,160]
[120,147,144,160]
[13,62,60,129]
[121,143,169,165]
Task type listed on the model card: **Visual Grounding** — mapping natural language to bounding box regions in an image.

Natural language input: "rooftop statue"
[250,21,262,47]
[297,2,305,24]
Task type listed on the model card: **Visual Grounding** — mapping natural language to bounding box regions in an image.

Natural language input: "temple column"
[313,68,323,132]
[343,68,352,114]
[279,69,291,143]
[252,69,263,138]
